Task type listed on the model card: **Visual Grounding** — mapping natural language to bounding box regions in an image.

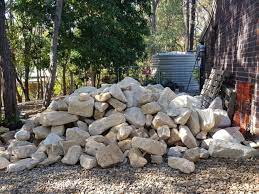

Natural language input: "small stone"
[43,133,63,145]
[167,147,183,157]
[61,145,82,165]
[174,108,191,125]
[89,113,126,135]
[118,139,132,152]
[197,108,215,132]
[148,129,159,140]
[85,140,106,157]
[79,93,91,101]
[15,130,30,141]
[117,126,133,141]
[167,128,181,145]
[141,102,161,115]
[12,144,37,159]
[168,157,195,174]
[128,148,147,168]
[33,126,50,140]
[196,131,207,140]
[132,137,167,156]
[110,84,127,102]
[183,147,200,162]
[94,109,105,120]
[80,154,97,169]
[186,110,200,136]
[178,125,198,148]
[51,125,65,136]
[152,112,177,129]
[214,109,231,128]
[124,107,146,127]
[151,155,163,164]
[145,114,153,127]
[157,125,170,140]
[66,127,90,146]
[95,92,111,102]
[199,148,210,159]
[108,98,127,111]
[31,151,47,162]
[0,156,10,169]
[7,158,38,172]
[68,95,94,117]
[95,102,109,112]
[96,144,124,168]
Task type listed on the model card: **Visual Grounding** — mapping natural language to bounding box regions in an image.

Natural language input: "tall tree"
[189,0,196,51]
[151,0,160,34]
[0,0,17,121]
[44,0,64,107]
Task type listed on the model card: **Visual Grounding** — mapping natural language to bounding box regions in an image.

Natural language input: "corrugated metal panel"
[152,52,199,93]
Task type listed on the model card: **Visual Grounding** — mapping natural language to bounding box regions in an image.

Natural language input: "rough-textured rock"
[95,144,124,168]
[167,147,185,157]
[95,102,109,112]
[178,125,197,148]
[208,139,256,159]
[183,148,200,162]
[145,114,153,127]
[118,139,132,152]
[0,156,10,169]
[76,121,88,131]
[132,137,167,155]
[79,93,90,101]
[186,110,200,136]
[0,131,15,143]
[39,155,61,166]
[124,107,146,127]
[168,157,195,174]
[152,112,177,129]
[85,140,106,156]
[209,97,223,109]
[118,77,141,89]
[212,127,245,143]
[80,154,97,169]
[201,138,213,149]
[151,155,163,164]
[110,84,127,102]
[117,125,133,141]
[33,126,50,140]
[61,145,82,165]
[95,92,111,102]
[7,158,38,172]
[68,95,94,117]
[171,95,201,109]
[197,108,215,132]
[128,148,147,168]
[51,125,65,136]
[12,144,37,159]
[167,128,181,145]
[213,109,231,128]
[141,102,161,115]
[174,108,191,125]
[89,113,126,135]
[59,140,80,154]
[157,125,170,140]
[108,98,127,111]
[73,86,97,94]
[196,131,207,140]
[66,127,90,146]
[31,151,47,162]
[43,133,63,145]
[39,111,78,126]
[15,130,30,141]
[158,87,177,112]
[199,148,210,159]
[93,109,105,120]
[124,90,134,107]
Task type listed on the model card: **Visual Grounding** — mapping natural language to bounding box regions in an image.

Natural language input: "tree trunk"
[37,68,40,99]
[62,63,66,95]
[44,0,64,107]
[189,0,196,51]
[0,0,17,121]
[185,0,190,51]
[40,69,43,99]
[69,71,74,94]
[151,0,160,55]
[24,63,30,101]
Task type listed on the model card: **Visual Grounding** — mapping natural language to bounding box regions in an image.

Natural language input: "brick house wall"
[202,0,259,135]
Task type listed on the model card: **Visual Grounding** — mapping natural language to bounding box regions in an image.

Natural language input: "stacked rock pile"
[0,77,258,173]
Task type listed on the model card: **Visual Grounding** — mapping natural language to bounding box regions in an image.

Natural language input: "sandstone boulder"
[183,147,200,162]
[152,112,177,129]
[157,87,177,112]
[213,109,231,128]
[95,102,109,112]
[43,133,63,145]
[186,110,200,136]
[66,127,90,146]
[39,111,78,126]
[7,158,39,172]
[61,145,82,165]
[51,125,65,136]
[33,126,50,140]
[117,125,133,141]
[110,84,127,102]
[95,92,111,102]
[209,97,223,109]
[174,108,191,125]
[178,125,197,148]
[15,130,30,141]
[12,144,37,159]
[151,155,163,164]
[168,157,195,174]
[197,108,215,132]
[68,95,94,117]
[141,102,161,115]
[80,154,97,169]
[157,125,170,140]
[0,156,10,169]
[108,98,126,111]
[124,107,146,127]
[128,148,147,168]
[85,140,106,156]
[212,127,245,144]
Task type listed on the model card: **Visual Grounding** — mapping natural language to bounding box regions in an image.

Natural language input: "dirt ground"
[0,158,258,194]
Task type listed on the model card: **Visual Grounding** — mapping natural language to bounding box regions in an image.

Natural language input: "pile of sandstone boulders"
[0,77,258,174]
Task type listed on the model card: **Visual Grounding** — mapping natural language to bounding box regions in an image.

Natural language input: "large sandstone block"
[61,145,82,165]
[68,95,94,117]
[152,112,177,129]
[128,148,147,168]
[124,107,146,127]
[178,125,197,148]
[39,111,78,126]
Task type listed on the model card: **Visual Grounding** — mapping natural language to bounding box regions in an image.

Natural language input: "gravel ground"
[0,158,258,194]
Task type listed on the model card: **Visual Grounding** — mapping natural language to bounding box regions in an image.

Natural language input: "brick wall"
[203,0,259,135]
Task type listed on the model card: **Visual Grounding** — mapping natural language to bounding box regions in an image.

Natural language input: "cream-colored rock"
[43,133,63,145]
[15,130,30,141]
[132,137,167,155]
[197,108,215,132]
[96,144,124,168]
[183,147,200,162]
[95,102,109,112]
[61,145,82,165]
[33,126,50,140]
[39,111,78,126]
[51,125,65,136]
[66,127,90,146]
[89,113,126,135]
[12,144,37,159]
[117,125,133,141]
[80,154,97,169]
[145,114,153,127]
[141,102,161,115]
[212,127,245,144]
[174,108,191,125]
[76,121,88,131]
[167,128,181,145]
[108,98,126,111]
[151,155,163,164]
[178,125,197,148]
[118,139,132,152]
[85,140,106,156]
[128,148,147,168]
[209,97,223,109]
[168,157,195,174]
[118,77,141,89]
[110,84,127,102]
[157,125,170,140]
[157,87,177,112]
[0,156,10,169]
[170,95,201,109]
[213,109,231,128]
[95,92,111,102]
[186,110,200,136]
[68,95,94,117]
[7,158,39,172]
[79,93,91,101]
[152,112,177,129]
[59,140,80,154]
